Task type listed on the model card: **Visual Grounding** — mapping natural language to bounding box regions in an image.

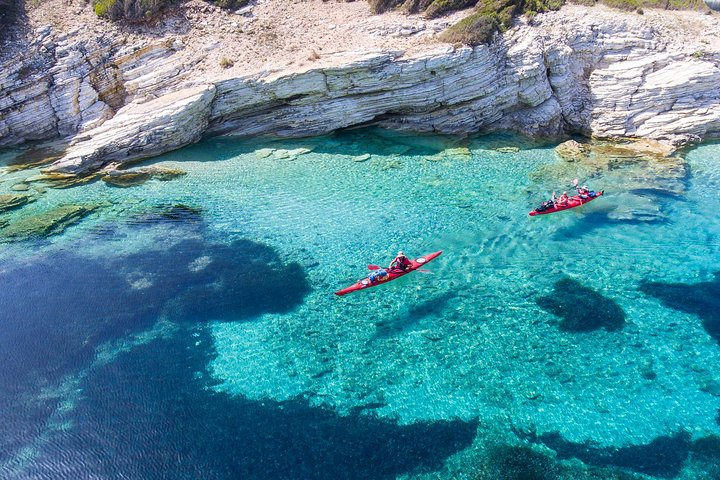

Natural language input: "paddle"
[368,264,432,274]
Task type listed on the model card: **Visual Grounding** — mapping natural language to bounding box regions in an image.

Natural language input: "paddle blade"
[368,264,381,270]
[572,178,579,186]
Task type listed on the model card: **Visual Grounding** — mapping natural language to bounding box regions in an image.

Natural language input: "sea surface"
[1,129,720,479]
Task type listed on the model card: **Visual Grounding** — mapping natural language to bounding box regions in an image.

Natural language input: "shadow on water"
[0,236,309,463]
[26,327,479,480]
[373,291,455,340]
[550,211,615,240]
[126,203,205,226]
[536,277,625,332]
[640,273,720,344]
[551,196,672,241]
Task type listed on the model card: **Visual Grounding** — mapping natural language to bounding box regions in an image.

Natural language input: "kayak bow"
[529,191,604,216]
[334,251,442,296]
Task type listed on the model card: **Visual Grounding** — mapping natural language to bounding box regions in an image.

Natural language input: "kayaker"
[544,192,557,208]
[576,184,590,198]
[390,251,412,272]
[557,192,569,206]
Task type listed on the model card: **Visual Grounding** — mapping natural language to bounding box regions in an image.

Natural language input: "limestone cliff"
[1,6,719,174]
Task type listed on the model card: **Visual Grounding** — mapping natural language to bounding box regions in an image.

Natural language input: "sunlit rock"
[101,166,187,188]
[29,172,98,189]
[555,139,587,163]
[0,194,31,212]
[0,204,97,241]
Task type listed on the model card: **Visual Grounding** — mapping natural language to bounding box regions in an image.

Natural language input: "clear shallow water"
[1,130,720,478]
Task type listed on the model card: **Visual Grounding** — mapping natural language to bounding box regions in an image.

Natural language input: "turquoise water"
[1,130,720,478]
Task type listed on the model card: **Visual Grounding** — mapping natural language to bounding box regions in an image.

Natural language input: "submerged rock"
[101,166,187,188]
[537,277,626,332]
[102,171,152,187]
[595,138,676,158]
[30,172,98,189]
[1,204,97,241]
[479,444,558,480]
[701,379,720,397]
[520,430,692,478]
[255,148,275,158]
[606,193,666,223]
[273,149,291,159]
[129,204,204,226]
[0,194,31,212]
[10,183,30,192]
[287,147,313,156]
[352,154,371,162]
[555,139,586,162]
[640,273,720,344]
[444,147,472,159]
[4,143,66,172]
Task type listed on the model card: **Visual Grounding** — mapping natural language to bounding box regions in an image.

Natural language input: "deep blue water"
[1,130,720,479]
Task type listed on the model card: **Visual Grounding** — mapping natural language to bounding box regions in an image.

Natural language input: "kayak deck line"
[334,251,443,296]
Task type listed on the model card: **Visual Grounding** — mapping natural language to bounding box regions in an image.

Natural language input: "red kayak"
[529,191,604,216]
[335,251,443,296]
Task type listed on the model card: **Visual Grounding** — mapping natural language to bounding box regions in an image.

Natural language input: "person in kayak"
[544,192,557,208]
[576,184,597,199]
[390,251,412,272]
[557,192,569,206]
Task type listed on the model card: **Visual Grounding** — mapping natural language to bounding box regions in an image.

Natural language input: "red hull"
[529,191,604,216]
[335,251,443,296]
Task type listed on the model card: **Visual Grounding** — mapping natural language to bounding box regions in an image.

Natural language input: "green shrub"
[93,0,117,17]
[666,0,709,9]
[404,0,708,48]
[424,0,478,18]
[440,11,500,45]
[600,0,641,10]
[440,0,567,46]
[92,0,176,21]
[369,0,406,13]
[214,0,251,10]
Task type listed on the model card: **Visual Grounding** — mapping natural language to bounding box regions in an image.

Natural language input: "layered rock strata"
[1,8,719,174]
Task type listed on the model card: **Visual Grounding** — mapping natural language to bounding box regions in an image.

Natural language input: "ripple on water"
[3,133,720,478]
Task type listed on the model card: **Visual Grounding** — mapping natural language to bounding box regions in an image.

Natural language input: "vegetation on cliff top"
[432,0,711,45]
[437,0,563,45]
[83,0,712,23]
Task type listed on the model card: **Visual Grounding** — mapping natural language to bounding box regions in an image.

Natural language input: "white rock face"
[46,85,216,173]
[1,8,719,173]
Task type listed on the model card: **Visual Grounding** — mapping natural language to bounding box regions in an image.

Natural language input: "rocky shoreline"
[1,3,719,174]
